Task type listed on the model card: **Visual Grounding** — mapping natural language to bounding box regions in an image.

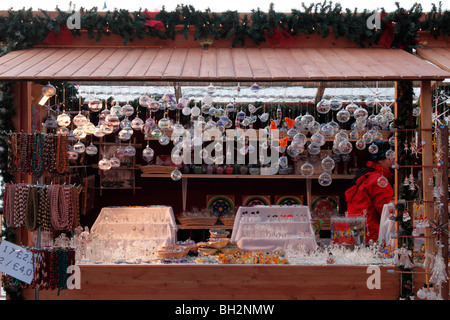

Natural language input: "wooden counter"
[24,265,425,300]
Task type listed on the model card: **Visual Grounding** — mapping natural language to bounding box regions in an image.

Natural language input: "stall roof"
[416,47,450,73]
[0,46,448,82]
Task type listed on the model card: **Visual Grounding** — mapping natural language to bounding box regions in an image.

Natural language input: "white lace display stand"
[89,206,178,263]
[231,205,317,252]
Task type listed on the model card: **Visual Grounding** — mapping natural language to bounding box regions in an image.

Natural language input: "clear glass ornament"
[388,136,396,146]
[57,112,71,127]
[150,128,162,139]
[142,146,155,162]
[307,121,321,134]
[278,156,288,168]
[100,123,113,135]
[171,169,182,181]
[93,125,105,138]
[88,98,103,112]
[345,102,358,115]
[329,97,343,111]
[318,172,333,186]
[148,97,161,112]
[377,176,389,188]
[191,106,201,117]
[250,83,260,92]
[365,96,376,108]
[105,114,120,127]
[316,99,331,114]
[338,140,353,154]
[110,102,123,117]
[308,143,321,155]
[56,127,69,136]
[300,162,314,177]
[158,117,171,129]
[311,133,325,146]
[412,106,421,117]
[368,143,379,154]
[158,134,170,146]
[118,128,132,141]
[67,150,78,161]
[130,117,144,130]
[321,155,335,172]
[73,140,86,154]
[123,145,136,157]
[362,131,374,144]
[385,149,395,160]
[336,109,351,123]
[349,130,360,140]
[354,107,369,120]
[110,157,121,168]
[73,127,86,140]
[98,157,112,171]
[121,103,134,117]
[178,96,189,108]
[83,121,96,135]
[372,130,383,143]
[86,143,98,156]
[293,133,307,146]
[139,95,152,108]
[300,113,314,128]
[320,123,334,138]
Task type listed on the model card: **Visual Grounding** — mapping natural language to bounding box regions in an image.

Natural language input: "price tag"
[0,240,34,284]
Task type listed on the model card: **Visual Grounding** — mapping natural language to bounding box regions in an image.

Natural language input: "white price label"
[0,240,34,284]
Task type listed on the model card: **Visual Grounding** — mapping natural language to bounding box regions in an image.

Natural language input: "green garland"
[0,2,449,51]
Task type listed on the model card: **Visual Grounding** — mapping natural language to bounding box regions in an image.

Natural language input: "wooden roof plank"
[126,48,159,78]
[71,48,117,78]
[90,48,131,78]
[0,48,45,75]
[0,48,58,78]
[320,48,366,79]
[386,49,436,78]
[163,47,188,78]
[181,48,202,79]
[260,48,290,80]
[331,48,381,79]
[145,48,174,79]
[420,47,450,72]
[231,49,253,80]
[50,47,104,79]
[288,48,327,80]
[245,48,271,79]
[349,49,398,79]
[109,48,145,78]
[302,48,343,79]
[17,48,76,78]
[0,49,33,69]
[199,48,217,80]
[273,48,309,79]
[35,48,89,79]
[363,49,412,79]
[216,48,235,79]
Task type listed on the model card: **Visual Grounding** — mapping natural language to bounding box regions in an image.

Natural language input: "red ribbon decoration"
[143,9,165,31]
[43,25,73,45]
[268,27,296,47]
[378,12,395,49]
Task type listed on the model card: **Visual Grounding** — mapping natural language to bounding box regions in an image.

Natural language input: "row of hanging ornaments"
[46,83,408,184]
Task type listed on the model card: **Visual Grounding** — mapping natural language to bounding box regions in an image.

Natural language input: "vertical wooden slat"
[245,48,271,80]
[420,80,435,268]
[216,48,235,79]
[199,48,217,80]
[90,48,131,78]
[181,48,202,79]
[35,48,89,79]
[289,48,327,80]
[127,48,159,78]
[163,48,188,78]
[51,47,103,79]
[109,48,145,78]
[231,49,253,80]
[260,48,289,80]
[274,48,309,79]
[145,48,174,79]
[71,48,117,78]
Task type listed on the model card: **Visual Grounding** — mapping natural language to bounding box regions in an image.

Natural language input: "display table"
[231,206,317,252]
[88,206,178,262]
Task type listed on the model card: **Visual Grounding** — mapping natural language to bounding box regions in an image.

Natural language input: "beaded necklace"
[56,135,69,174]
[32,132,44,176]
[49,185,73,230]
[8,133,19,173]
[43,134,57,173]
[3,183,16,227]
[13,183,28,228]
[24,186,38,231]
[37,187,52,232]
[20,133,32,174]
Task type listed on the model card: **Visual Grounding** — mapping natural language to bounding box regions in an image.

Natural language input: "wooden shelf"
[176,224,233,229]
[141,173,355,179]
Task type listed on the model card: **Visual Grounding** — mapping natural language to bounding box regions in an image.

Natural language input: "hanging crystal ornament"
[86,143,98,156]
[98,156,112,171]
[354,107,369,120]
[118,128,133,141]
[316,99,331,114]
[300,113,314,128]
[206,83,216,95]
[178,96,189,109]
[163,92,177,110]
[100,123,114,135]
[139,95,152,108]
[364,96,376,108]
[385,149,395,160]
[121,102,134,117]
[182,106,191,116]
[73,140,86,154]
[349,130,360,140]
[83,121,96,135]
[142,144,155,163]
[57,127,69,136]
[412,106,421,117]
[293,132,307,146]
[57,112,71,127]
[300,162,314,177]
[336,109,351,123]
[159,134,170,146]
[73,112,88,127]
[338,140,353,154]
[368,143,379,154]
[88,97,103,112]
[311,133,325,146]
[355,139,366,151]
[307,121,321,135]
[190,104,201,117]
[110,102,123,118]
[362,131,374,144]
[93,125,105,138]
[329,97,343,111]
[73,127,86,140]
[318,172,333,186]
[123,144,136,157]
[377,175,389,188]
[345,101,358,115]
[45,115,58,129]
[67,148,78,161]
[372,130,383,143]
[250,83,260,92]
[110,156,121,168]
[99,105,110,124]
[321,155,335,172]
[171,169,182,181]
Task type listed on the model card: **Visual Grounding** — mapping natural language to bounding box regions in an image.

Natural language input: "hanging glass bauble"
[278,156,288,169]
[110,103,123,118]
[293,133,307,146]
[287,128,298,139]
[354,107,369,120]
[365,96,376,108]
[73,140,86,154]
[182,106,191,116]
[368,143,379,154]
[385,149,395,160]
[178,96,189,109]
[123,145,136,157]
[320,123,334,138]
[88,98,103,112]
[191,106,201,117]
[121,103,134,117]
[98,157,112,171]
[45,116,58,129]
[336,109,351,123]
[159,134,170,146]
[300,162,314,177]
[368,114,378,125]
[100,123,114,135]
[321,156,335,172]
[286,144,302,157]
[250,83,260,92]
[57,112,71,127]
[150,128,162,139]
[169,169,182,181]
[300,113,314,128]
[345,102,358,115]
[86,143,98,156]
[142,145,155,161]
[172,123,186,136]
[372,130,383,143]
[67,150,78,161]
[338,140,353,154]
[131,117,144,131]
[308,143,321,155]
[412,106,421,117]
[362,131,373,144]
[307,121,321,135]
[118,128,132,141]
[316,99,331,114]
[105,114,120,127]
[377,176,389,188]
[148,98,161,112]
[311,133,325,146]
[329,97,343,111]
[110,157,121,168]
[355,139,366,150]
[73,112,88,127]
[57,127,69,136]
[158,117,171,129]
[120,118,132,129]
[163,93,177,110]
[349,130,360,140]
[318,172,333,186]
[99,108,110,123]
[328,120,340,135]
[388,136,396,146]
[201,104,212,114]
[93,125,105,138]
[139,95,152,108]
[206,83,216,95]
[73,127,86,140]
[83,121,96,135]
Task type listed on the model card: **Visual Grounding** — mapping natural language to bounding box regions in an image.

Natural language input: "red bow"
[378,12,394,49]
[268,27,296,47]
[143,9,164,30]
[43,25,73,45]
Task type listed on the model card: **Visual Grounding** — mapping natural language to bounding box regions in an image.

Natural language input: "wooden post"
[439,126,448,299]
[420,80,435,268]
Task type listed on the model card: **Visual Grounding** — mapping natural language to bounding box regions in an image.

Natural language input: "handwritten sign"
[0,240,34,284]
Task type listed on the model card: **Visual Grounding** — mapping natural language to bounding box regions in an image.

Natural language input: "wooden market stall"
[0,9,449,300]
